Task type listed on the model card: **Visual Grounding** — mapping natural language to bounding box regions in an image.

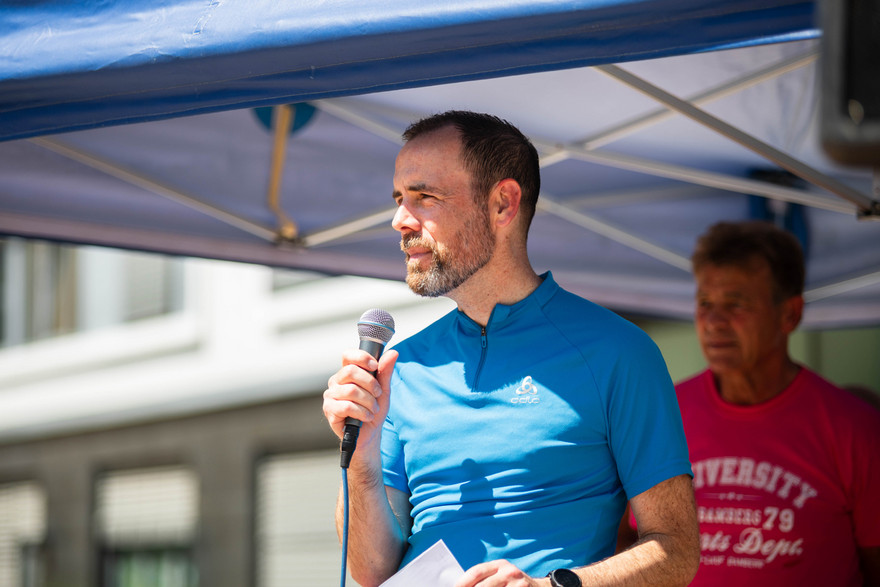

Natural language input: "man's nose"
[701,307,729,329]
[392,202,419,233]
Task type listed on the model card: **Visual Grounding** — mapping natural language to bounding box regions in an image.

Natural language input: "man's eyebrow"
[393,183,446,200]
[407,182,433,193]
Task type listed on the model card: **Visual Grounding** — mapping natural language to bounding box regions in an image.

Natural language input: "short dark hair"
[692,221,805,301]
[402,110,541,230]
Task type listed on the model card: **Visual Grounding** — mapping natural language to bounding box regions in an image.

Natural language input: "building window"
[255,451,347,586]
[0,239,77,344]
[119,250,184,322]
[271,268,325,291]
[0,238,184,347]
[0,481,46,587]
[94,466,198,587]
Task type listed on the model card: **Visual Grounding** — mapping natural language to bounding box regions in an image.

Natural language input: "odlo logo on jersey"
[511,376,540,404]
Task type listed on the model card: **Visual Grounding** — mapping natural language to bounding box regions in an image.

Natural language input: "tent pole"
[596,64,875,215]
[302,207,397,247]
[581,49,817,150]
[267,104,299,241]
[28,137,278,242]
[805,270,880,301]
[537,196,692,271]
[564,185,707,208]
[314,100,405,144]
[542,141,855,214]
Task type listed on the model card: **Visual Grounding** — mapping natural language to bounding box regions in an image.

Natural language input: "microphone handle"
[340,338,386,468]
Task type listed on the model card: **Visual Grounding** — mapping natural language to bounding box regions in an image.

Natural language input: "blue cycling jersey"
[382,272,691,576]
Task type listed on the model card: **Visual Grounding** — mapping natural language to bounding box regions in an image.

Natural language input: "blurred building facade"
[0,238,876,587]
[0,238,453,587]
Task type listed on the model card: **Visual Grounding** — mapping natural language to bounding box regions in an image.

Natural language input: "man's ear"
[781,295,804,334]
[490,178,522,228]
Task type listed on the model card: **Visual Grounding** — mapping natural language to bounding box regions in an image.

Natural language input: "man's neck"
[448,258,542,326]
[714,358,801,405]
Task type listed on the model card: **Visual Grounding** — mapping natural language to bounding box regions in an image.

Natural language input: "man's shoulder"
[675,371,710,392]
[799,368,880,423]
[674,371,712,409]
[545,286,652,341]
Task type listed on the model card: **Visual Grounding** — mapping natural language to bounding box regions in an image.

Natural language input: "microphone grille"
[357,309,395,343]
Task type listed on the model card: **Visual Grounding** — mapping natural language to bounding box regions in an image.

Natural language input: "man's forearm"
[575,531,699,586]
[335,460,408,587]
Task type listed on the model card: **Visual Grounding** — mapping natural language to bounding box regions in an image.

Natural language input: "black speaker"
[820,0,880,167]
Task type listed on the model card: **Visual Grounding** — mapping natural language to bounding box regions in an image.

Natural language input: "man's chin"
[407,285,446,298]
[405,272,445,298]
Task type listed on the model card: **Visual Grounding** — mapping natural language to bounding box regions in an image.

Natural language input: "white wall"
[0,255,453,443]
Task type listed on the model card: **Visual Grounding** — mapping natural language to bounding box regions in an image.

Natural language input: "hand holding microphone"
[328,309,395,469]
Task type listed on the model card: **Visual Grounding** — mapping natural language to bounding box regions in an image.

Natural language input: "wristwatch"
[547,568,582,587]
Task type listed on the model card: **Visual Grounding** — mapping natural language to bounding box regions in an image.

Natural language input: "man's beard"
[401,210,495,297]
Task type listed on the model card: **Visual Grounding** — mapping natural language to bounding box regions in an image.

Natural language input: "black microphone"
[340,309,395,469]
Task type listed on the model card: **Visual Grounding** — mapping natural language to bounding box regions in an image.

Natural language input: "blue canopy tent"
[0,0,818,138]
[1,0,878,327]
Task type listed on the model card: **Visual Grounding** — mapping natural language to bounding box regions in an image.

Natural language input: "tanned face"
[391,126,495,297]
[694,259,796,379]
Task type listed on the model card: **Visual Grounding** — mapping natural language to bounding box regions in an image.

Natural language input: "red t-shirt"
[676,368,880,585]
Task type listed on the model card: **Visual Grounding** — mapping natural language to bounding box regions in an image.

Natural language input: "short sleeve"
[381,416,409,493]
[606,332,692,499]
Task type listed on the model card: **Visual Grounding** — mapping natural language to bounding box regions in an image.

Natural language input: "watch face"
[550,568,581,587]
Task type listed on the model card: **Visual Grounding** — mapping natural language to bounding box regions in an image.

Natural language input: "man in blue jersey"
[323,111,699,587]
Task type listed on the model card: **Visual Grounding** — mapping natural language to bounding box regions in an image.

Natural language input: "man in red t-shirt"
[619,221,880,585]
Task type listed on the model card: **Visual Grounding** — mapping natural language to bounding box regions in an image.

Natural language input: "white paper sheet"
[379,540,465,587]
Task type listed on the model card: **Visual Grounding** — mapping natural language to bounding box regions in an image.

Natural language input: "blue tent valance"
[0,0,816,141]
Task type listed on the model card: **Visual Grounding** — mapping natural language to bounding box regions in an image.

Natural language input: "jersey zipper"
[473,325,488,391]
